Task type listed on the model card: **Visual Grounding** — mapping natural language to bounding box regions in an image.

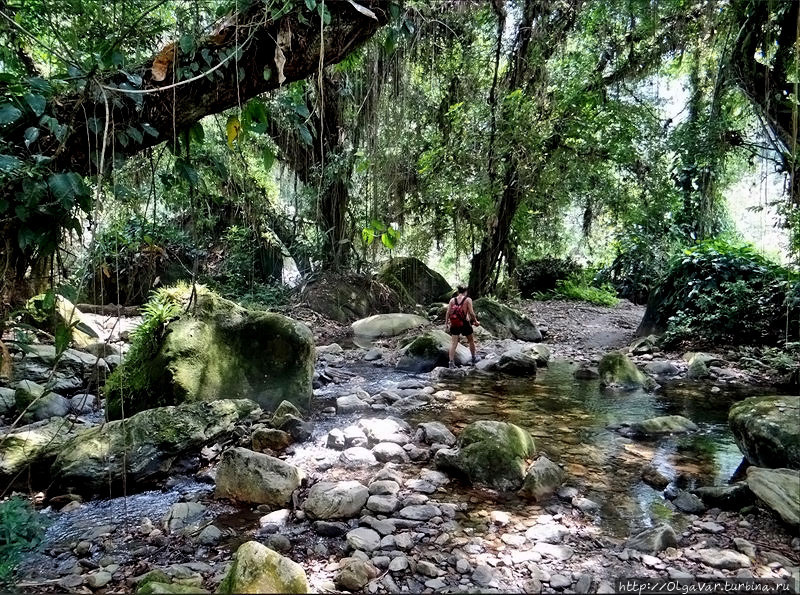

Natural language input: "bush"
[552,277,619,306]
[0,497,46,585]
[643,239,799,347]
[515,257,581,297]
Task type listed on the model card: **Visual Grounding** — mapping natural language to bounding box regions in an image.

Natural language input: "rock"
[313,521,349,537]
[493,351,539,376]
[21,390,70,421]
[69,393,96,414]
[686,353,711,379]
[372,442,410,463]
[550,574,571,589]
[522,343,551,367]
[340,447,378,468]
[0,387,15,415]
[163,502,206,533]
[369,480,400,495]
[303,481,369,519]
[472,297,542,341]
[626,524,678,553]
[366,494,399,514]
[745,467,800,525]
[0,418,77,479]
[574,367,600,380]
[532,542,574,561]
[346,527,381,552]
[416,422,456,446]
[196,524,222,545]
[398,504,441,521]
[518,455,565,501]
[378,257,452,305]
[692,483,753,509]
[25,294,102,349]
[358,417,411,445]
[104,287,314,419]
[335,557,379,591]
[300,272,407,324]
[416,560,441,578]
[471,564,496,587]
[525,523,567,543]
[627,415,698,438]
[435,420,535,492]
[364,349,382,361]
[389,556,409,572]
[673,490,706,514]
[729,395,800,469]
[265,534,291,553]
[641,464,670,489]
[327,428,346,450]
[692,548,751,570]
[52,400,258,494]
[138,583,210,594]
[644,361,679,376]
[87,571,112,589]
[218,541,308,593]
[598,352,654,390]
[252,428,292,452]
[271,400,303,428]
[344,426,368,448]
[215,447,303,506]
[351,313,428,338]
[396,330,471,372]
[336,394,371,415]
[572,496,601,512]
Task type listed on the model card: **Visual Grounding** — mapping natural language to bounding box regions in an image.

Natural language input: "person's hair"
[456,285,468,294]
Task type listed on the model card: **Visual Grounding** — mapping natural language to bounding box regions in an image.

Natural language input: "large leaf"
[347,0,378,19]
[24,94,46,116]
[0,154,23,173]
[0,104,22,125]
[362,227,375,245]
[48,172,89,207]
[226,115,241,147]
[262,146,275,170]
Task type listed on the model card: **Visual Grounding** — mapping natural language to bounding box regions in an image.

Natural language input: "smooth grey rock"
[372,442,410,463]
[626,524,678,553]
[340,447,378,468]
[304,481,369,519]
[398,505,441,521]
[346,527,381,553]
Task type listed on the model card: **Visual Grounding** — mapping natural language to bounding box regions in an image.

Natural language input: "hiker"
[445,285,480,367]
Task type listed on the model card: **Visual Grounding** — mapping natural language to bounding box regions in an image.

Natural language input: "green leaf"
[0,103,22,125]
[18,227,38,251]
[174,158,200,186]
[262,146,275,170]
[293,103,310,118]
[189,122,205,144]
[263,67,272,81]
[24,94,46,116]
[24,126,40,147]
[381,233,396,250]
[0,154,23,172]
[369,219,386,232]
[362,227,375,245]
[179,34,195,55]
[317,2,331,24]
[141,123,159,137]
[126,126,143,144]
[297,124,313,145]
[305,0,317,8]
[54,323,71,356]
[48,172,88,207]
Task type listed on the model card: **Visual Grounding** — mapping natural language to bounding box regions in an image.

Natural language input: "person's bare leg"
[467,335,477,363]
[449,335,460,366]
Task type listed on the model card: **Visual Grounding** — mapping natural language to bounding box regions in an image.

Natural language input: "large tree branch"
[9,0,390,178]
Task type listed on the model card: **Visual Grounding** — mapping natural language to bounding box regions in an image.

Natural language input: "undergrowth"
[0,497,46,585]
[534,272,619,306]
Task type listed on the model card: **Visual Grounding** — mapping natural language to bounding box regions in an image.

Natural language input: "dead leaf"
[275,24,292,85]
[152,42,176,82]
[0,339,12,379]
[347,0,378,20]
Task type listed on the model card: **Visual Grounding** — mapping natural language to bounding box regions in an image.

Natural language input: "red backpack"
[449,297,468,327]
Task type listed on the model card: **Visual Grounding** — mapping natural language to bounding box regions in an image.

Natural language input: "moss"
[136,570,172,592]
[729,395,800,468]
[218,541,308,594]
[458,442,528,492]
[459,420,535,460]
[598,352,650,389]
[0,419,74,477]
[137,582,208,595]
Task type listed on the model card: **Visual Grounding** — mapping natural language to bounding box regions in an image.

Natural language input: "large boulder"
[215,447,303,506]
[51,399,259,494]
[435,420,535,492]
[218,541,308,594]
[396,330,471,372]
[351,313,428,339]
[491,351,539,376]
[745,467,800,526]
[728,395,800,469]
[518,455,565,501]
[598,351,654,390]
[0,418,79,479]
[104,287,314,419]
[472,298,542,341]
[303,481,369,519]
[299,272,407,324]
[378,257,452,306]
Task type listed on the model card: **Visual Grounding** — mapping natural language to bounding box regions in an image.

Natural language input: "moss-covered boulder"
[434,420,535,492]
[396,330,470,372]
[104,286,313,419]
[472,298,541,341]
[746,467,800,526]
[351,313,428,338]
[729,395,800,469]
[214,447,303,506]
[627,415,698,437]
[299,272,408,324]
[0,418,78,480]
[52,399,259,494]
[598,351,655,390]
[378,257,452,306]
[518,455,565,501]
[218,541,308,594]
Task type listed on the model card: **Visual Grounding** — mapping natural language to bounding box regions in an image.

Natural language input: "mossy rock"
[351,313,428,338]
[459,420,535,460]
[0,418,77,479]
[396,330,470,372]
[378,257,452,306]
[598,351,654,390]
[52,399,259,495]
[218,541,308,594]
[729,395,800,469]
[472,298,541,341]
[299,272,408,324]
[105,287,313,419]
[137,583,208,595]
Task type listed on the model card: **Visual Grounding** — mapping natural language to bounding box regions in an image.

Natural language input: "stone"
[218,541,308,593]
[252,428,292,452]
[87,571,112,589]
[572,496,601,512]
[196,524,222,545]
[472,297,542,341]
[372,442,410,463]
[138,583,210,594]
[105,287,314,419]
[729,395,800,469]
[369,480,400,496]
[398,504,441,521]
[416,422,456,446]
[271,400,304,429]
[53,400,259,494]
[550,574,571,589]
[0,387,15,415]
[746,467,800,526]
[0,417,77,479]
[316,343,344,356]
[394,533,413,549]
[340,447,378,468]
[327,428,345,450]
[644,361,680,376]
[378,257,452,305]
[416,560,441,578]
[69,393,96,414]
[265,534,291,553]
[456,559,472,574]
[19,389,71,421]
[396,330,471,372]
[351,313,428,338]
[313,521,349,537]
[471,564,496,587]
[163,502,206,533]
[519,455,565,501]
[692,483,753,509]
[525,523,568,544]
[304,481,369,520]
[627,415,698,437]
[673,490,706,514]
[358,417,411,445]
[641,464,670,489]
[598,351,654,390]
[389,557,409,572]
[532,542,574,561]
[215,447,303,506]
[346,527,381,553]
[335,557,379,591]
[693,548,751,570]
[260,509,291,526]
[734,538,757,558]
[626,524,678,553]
[366,495,399,514]
[337,395,370,415]
[493,351,539,376]
[344,425,368,448]
[574,367,600,380]
[364,349,382,361]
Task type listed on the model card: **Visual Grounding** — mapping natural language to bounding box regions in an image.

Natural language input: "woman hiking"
[445,285,480,368]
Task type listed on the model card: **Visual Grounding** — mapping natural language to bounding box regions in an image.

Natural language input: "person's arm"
[445,301,452,329]
[467,298,479,325]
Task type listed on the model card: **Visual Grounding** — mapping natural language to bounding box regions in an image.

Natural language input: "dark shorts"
[449,323,473,337]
